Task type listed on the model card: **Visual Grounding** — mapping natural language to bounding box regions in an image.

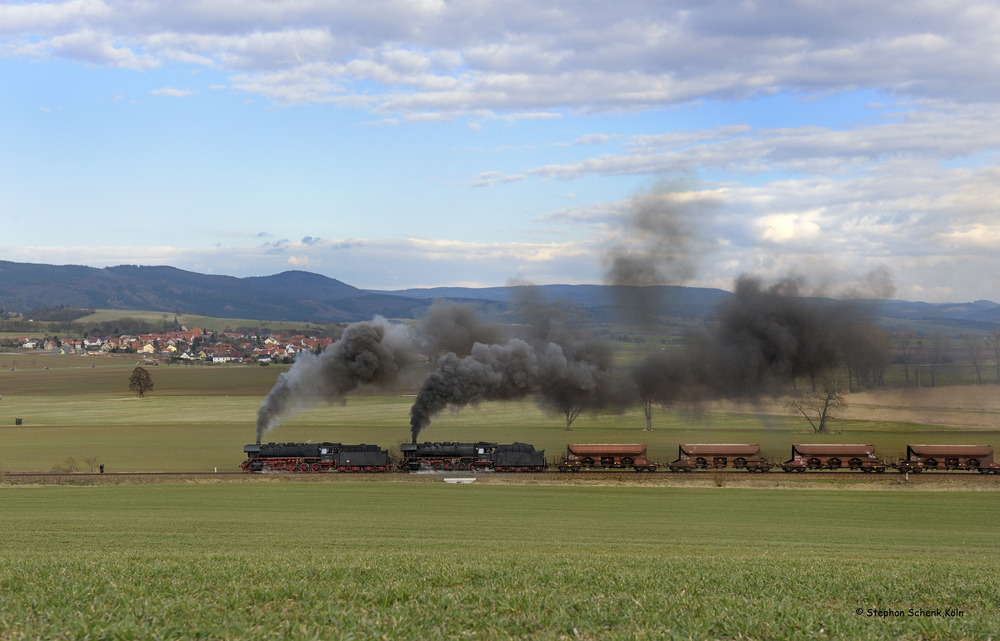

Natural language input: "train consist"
[241,440,1000,474]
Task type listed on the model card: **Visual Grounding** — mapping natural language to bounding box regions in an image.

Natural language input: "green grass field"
[2,350,1000,639]
[1,482,997,640]
[3,351,1000,472]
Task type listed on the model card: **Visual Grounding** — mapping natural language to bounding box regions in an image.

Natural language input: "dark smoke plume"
[409,339,539,440]
[604,180,718,320]
[418,299,506,356]
[409,290,623,441]
[631,273,893,417]
[256,317,415,440]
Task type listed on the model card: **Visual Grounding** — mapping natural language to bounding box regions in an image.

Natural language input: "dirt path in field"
[841,385,1000,428]
[709,385,1000,430]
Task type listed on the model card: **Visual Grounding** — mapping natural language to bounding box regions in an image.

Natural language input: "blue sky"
[4,1,1000,302]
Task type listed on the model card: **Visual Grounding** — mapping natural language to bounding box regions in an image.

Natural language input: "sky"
[3,1,1000,303]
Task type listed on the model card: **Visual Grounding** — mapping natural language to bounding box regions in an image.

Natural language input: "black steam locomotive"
[241,442,393,473]
[241,440,546,473]
[398,441,546,472]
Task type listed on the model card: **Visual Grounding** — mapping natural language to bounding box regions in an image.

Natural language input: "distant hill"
[0,261,427,323]
[1,260,998,327]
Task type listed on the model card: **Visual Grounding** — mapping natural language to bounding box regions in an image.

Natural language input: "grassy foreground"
[1,481,998,640]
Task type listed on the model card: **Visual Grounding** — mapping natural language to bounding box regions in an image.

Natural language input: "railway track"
[4,469,996,481]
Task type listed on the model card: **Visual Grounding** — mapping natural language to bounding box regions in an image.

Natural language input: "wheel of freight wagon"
[849,458,862,469]
[827,458,841,469]
[733,458,747,469]
[807,458,823,470]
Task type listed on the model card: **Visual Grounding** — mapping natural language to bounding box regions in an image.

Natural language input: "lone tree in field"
[785,379,844,433]
[129,366,154,398]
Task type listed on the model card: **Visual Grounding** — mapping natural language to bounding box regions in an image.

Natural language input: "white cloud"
[47,29,158,70]
[8,1,1000,304]
[6,1,1000,113]
[150,86,196,97]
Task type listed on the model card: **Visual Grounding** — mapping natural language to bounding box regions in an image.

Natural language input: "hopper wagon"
[895,445,1000,474]
[781,444,886,473]
[668,444,773,472]
[556,444,657,472]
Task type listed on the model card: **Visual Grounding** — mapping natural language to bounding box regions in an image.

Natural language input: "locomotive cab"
[318,443,338,463]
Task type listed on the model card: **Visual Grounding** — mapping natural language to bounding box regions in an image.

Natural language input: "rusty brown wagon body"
[781,444,886,473]
[668,444,773,472]
[896,444,1000,474]
[557,444,657,472]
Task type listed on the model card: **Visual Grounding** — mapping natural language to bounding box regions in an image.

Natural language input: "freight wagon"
[556,443,658,471]
[668,444,772,472]
[780,444,886,472]
[895,445,1000,473]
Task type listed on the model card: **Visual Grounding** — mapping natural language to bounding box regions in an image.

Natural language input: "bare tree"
[895,330,919,385]
[632,351,695,431]
[839,324,890,391]
[990,330,1000,383]
[561,403,584,430]
[964,333,986,385]
[925,333,950,388]
[786,380,845,433]
[129,366,155,398]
